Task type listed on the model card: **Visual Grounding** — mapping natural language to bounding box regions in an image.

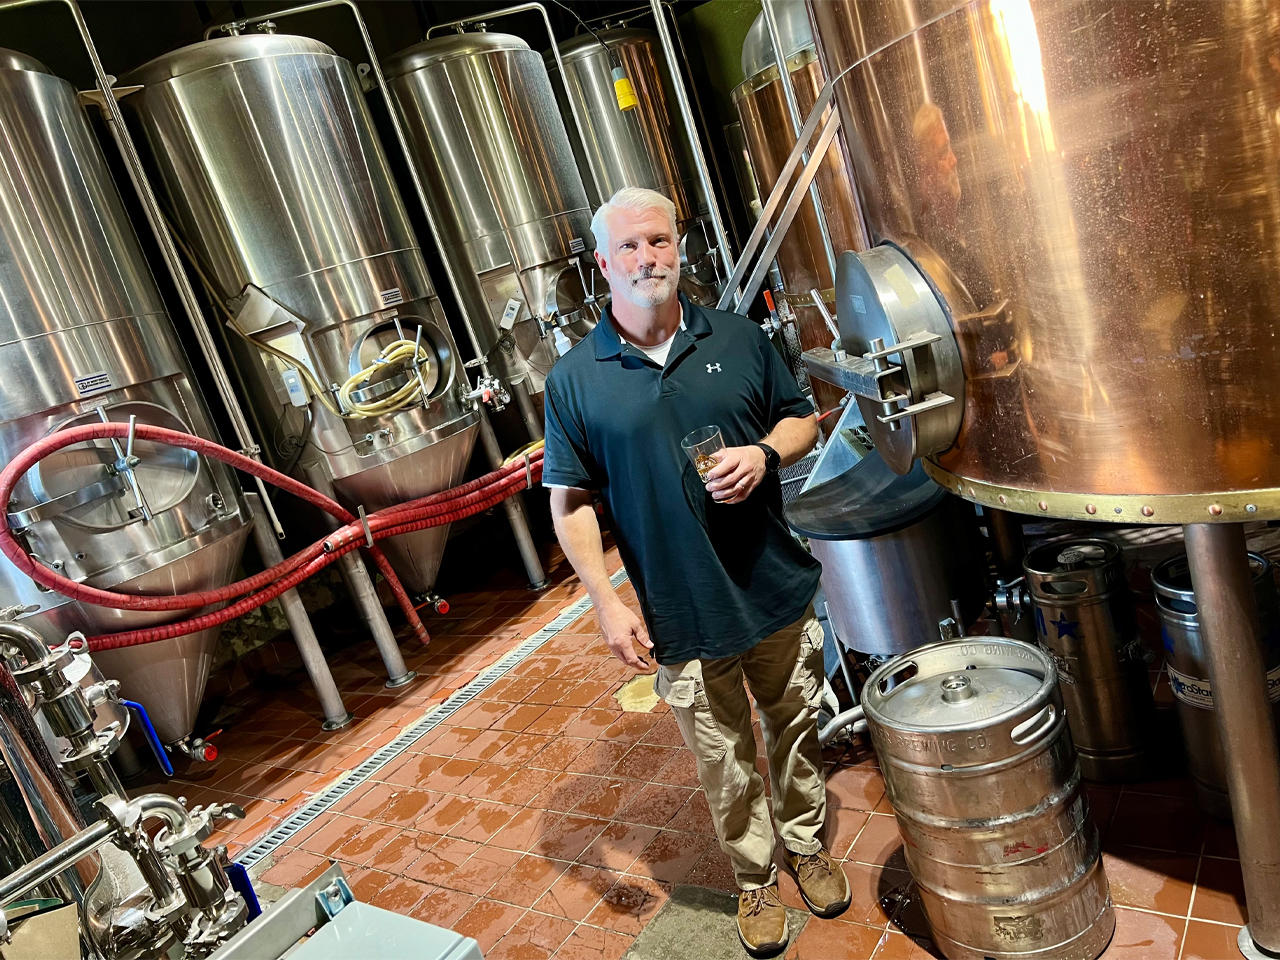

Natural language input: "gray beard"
[618,268,677,308]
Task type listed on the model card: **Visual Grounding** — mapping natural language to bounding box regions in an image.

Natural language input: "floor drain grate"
[236,568,629,869]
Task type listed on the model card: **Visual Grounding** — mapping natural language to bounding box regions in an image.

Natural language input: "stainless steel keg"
[1025,539,1157,782]
[1152,552,1280,818]
[864,638,1114,960]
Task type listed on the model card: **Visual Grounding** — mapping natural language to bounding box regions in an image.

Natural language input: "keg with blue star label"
[1024,538,1158,783]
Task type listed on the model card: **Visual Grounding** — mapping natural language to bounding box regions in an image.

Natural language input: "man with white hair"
[542,187,848,955]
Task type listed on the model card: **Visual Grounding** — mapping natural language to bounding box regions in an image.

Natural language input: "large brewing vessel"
[548,29,720,301]
[805,0,1280,523]
[864,638,1114,960]
[121,33,479,596]
[0,49,252,745]
[732,4,863,426]
[385,32,604,403]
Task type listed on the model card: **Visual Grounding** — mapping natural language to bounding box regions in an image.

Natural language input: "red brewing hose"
[0,423,542,652]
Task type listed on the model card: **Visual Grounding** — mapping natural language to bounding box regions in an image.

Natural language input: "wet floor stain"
[616,673,661,713]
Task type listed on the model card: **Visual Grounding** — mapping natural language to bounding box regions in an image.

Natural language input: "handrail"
[717,80,839,314]
[760,0,838,281]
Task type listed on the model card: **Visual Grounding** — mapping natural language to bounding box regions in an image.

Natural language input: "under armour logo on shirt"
[706,363,722,373]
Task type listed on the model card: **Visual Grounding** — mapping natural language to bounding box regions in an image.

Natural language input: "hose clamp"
[524,453,533,490]
[357,506,373,548]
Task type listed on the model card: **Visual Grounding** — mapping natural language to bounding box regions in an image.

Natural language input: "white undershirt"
[621,319,686,367]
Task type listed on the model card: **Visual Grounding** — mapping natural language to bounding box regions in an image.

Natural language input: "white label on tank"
[499,299,523,331]
[569,237,586,254]
[1167,664,1213,709]
[1167,663,1280,708]
[379,287,404,307]
[74,371,113,397]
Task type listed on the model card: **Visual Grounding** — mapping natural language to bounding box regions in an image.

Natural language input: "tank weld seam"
[0,311,172,349]
[232,566,629,869]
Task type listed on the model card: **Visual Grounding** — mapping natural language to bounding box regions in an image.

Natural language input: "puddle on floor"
[615,672,660,713]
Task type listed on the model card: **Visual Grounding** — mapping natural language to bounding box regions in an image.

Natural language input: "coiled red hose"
[0,423,542,652]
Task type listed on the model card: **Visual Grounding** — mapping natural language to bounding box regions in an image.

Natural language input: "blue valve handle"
[225,862,261,921]
[121,699,173,776]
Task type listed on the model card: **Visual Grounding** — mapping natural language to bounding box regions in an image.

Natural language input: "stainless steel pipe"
[0,820,111,907]
[1184,522,1280,954]
[246,494,352,730]
[301,464,415,689]
[648,0,734,270]
[478,409,548,591]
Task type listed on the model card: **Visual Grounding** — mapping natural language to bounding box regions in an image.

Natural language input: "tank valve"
[176,731,220,764]
[994,577,1032,616]
[415,593,450,615]
[467,375,510,412]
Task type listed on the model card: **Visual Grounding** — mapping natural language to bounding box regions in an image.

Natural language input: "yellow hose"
[502,438,545,466]
[338,339,431,418]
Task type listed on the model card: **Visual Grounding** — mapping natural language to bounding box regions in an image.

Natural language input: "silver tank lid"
[0,48,52,76]
[121,35,337,87]
[741,2,813,82]
[555,28,654,66]
[385,32,530,80]
[865,638,1052,731]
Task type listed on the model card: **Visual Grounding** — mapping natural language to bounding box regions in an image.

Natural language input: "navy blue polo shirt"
[542,294,821,665]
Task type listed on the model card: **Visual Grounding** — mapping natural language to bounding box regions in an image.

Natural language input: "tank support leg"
[478,408,548,591]
[246,494,352,730]
[301,464,415,689]
[1184,522,1280,956]
[987,508,1026,582]
[510,380,544,442]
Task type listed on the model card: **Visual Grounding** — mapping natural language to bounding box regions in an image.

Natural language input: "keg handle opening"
[1037,578,1089,597]
[878,660,919,696]
[1010,704,1057,745]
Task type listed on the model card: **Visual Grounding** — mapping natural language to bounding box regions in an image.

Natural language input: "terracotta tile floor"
[139,543,1248,960]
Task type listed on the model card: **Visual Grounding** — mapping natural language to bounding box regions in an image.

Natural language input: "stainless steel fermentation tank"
[801,2,1280,952]
[0,49,251,746]
[732,4,863,427]
[548,29,720,302]
[385,32,604,408]
[120,34,480,598]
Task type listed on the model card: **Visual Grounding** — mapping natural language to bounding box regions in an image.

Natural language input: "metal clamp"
[96,409,152,522]
[357,506,373,548]
[524,453,533,490]
[315,876,354,920]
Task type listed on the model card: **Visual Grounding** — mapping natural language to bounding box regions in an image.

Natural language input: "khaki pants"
[654,606,826,890]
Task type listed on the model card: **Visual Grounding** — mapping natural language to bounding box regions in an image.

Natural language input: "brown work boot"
[737,883,788,956]
[784,846,852,918]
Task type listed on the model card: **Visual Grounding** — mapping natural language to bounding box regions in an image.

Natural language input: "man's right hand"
[597,598,654,671]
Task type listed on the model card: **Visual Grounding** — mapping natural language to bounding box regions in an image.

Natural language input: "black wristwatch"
[754,442,781,475]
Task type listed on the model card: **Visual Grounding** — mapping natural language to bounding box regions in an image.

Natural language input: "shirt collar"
[593,292,712,360]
